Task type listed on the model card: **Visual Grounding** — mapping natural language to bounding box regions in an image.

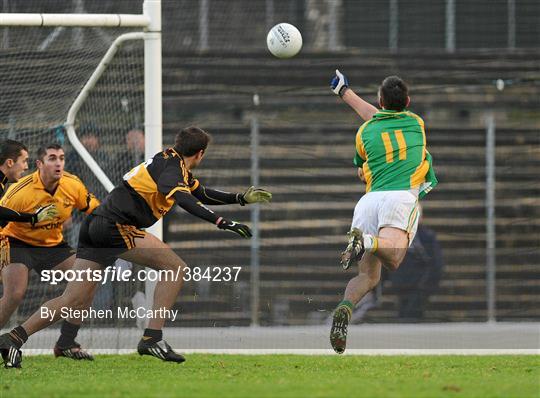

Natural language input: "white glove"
[330,69,349,97]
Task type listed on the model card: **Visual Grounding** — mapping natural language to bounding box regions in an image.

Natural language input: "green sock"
[336,300,354,318]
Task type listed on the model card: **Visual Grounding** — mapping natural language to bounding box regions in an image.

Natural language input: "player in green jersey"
[329,71,438,353]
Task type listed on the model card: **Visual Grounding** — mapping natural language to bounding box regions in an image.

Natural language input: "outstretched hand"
[240,186,272,205]
[330,69,349,97]
[32,204,58,225]
[216,217,252,238]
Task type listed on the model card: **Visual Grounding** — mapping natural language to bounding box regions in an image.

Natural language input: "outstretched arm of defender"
[330,69,378,121]
[173,191,252,238]
[192,184,272,206]
[0,204,57,225]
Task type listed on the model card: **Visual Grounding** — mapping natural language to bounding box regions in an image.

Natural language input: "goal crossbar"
[0,13,149,28]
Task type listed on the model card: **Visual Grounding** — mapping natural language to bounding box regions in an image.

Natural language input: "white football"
[266,23,303,59]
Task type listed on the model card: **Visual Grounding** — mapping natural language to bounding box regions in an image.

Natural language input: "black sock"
[142,328,162,343]
[56,321,80,348]
[9,326,28,349]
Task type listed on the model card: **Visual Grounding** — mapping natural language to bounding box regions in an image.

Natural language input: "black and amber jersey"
[94,148,240,229]
[95,148,200,228]
[0,171,100,246]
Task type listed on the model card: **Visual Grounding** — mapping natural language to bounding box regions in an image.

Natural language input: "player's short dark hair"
[37,143,64,161]
[0,139,28,165]
[174,126,211,157]
[379,76,409,111]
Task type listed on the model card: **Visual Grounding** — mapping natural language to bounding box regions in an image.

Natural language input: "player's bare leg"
[364,227,409,271]
[20,259,100,336]
[0,259,99,368]
[344,253,382,305]
[120,232,187,363]
[51,255,95,360]
[1,232,187,367]
[121,232,187,330]
[0,264,28,328]
[332,227,408,353]
[331,253,381,354]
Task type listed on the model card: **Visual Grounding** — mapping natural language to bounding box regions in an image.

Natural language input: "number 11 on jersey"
[381,130,407,163]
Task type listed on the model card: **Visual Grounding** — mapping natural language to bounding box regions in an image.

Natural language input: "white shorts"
[351,190,420,245]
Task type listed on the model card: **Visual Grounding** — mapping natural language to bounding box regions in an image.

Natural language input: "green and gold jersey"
[354,109,437,198]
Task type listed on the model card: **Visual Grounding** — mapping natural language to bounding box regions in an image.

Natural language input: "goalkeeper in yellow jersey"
[329,71,438,354]
[0,127,272,368]
[0,143,99,361]
[1,140,58,261]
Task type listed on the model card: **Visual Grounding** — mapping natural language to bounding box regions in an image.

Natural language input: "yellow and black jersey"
[0,171,100,247]
[94,147,241,229]
[94,148,200,228]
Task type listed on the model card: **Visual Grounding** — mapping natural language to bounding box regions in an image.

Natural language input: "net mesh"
[0,21,144,342]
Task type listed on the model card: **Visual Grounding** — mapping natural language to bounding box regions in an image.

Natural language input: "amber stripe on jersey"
[116,223,146,250]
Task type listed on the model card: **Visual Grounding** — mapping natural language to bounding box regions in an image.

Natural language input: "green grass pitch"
[2,354,538,397]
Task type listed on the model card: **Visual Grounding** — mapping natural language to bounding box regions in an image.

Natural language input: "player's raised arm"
[331,69,378,121]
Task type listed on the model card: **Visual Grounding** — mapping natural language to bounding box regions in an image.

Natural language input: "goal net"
[0,11,147,350]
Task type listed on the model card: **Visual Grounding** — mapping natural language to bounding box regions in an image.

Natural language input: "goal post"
[65,31,146,194]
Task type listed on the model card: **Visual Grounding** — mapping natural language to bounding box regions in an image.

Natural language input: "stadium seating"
[161,49,539,325]
[164,125,539,325]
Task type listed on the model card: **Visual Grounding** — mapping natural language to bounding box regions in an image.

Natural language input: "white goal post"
[0,0,162,317]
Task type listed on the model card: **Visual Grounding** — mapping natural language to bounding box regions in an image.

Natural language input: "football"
[266,23,303,59]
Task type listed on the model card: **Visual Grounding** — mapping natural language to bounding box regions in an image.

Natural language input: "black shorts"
[77,214,146,268]
[8,237,75,274]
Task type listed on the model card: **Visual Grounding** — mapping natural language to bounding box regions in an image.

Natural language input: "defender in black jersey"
[1,127,272,368]
[77,134,262,267]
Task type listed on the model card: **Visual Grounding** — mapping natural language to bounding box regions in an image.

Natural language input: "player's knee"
[4,287,26,304]
[385,258,402,272]
[62,291,87,310]
[367,274,381,290]
[163,261,187,275]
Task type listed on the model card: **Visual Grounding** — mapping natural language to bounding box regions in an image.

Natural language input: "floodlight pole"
[485,112,496,323]
[250,94,261,326]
